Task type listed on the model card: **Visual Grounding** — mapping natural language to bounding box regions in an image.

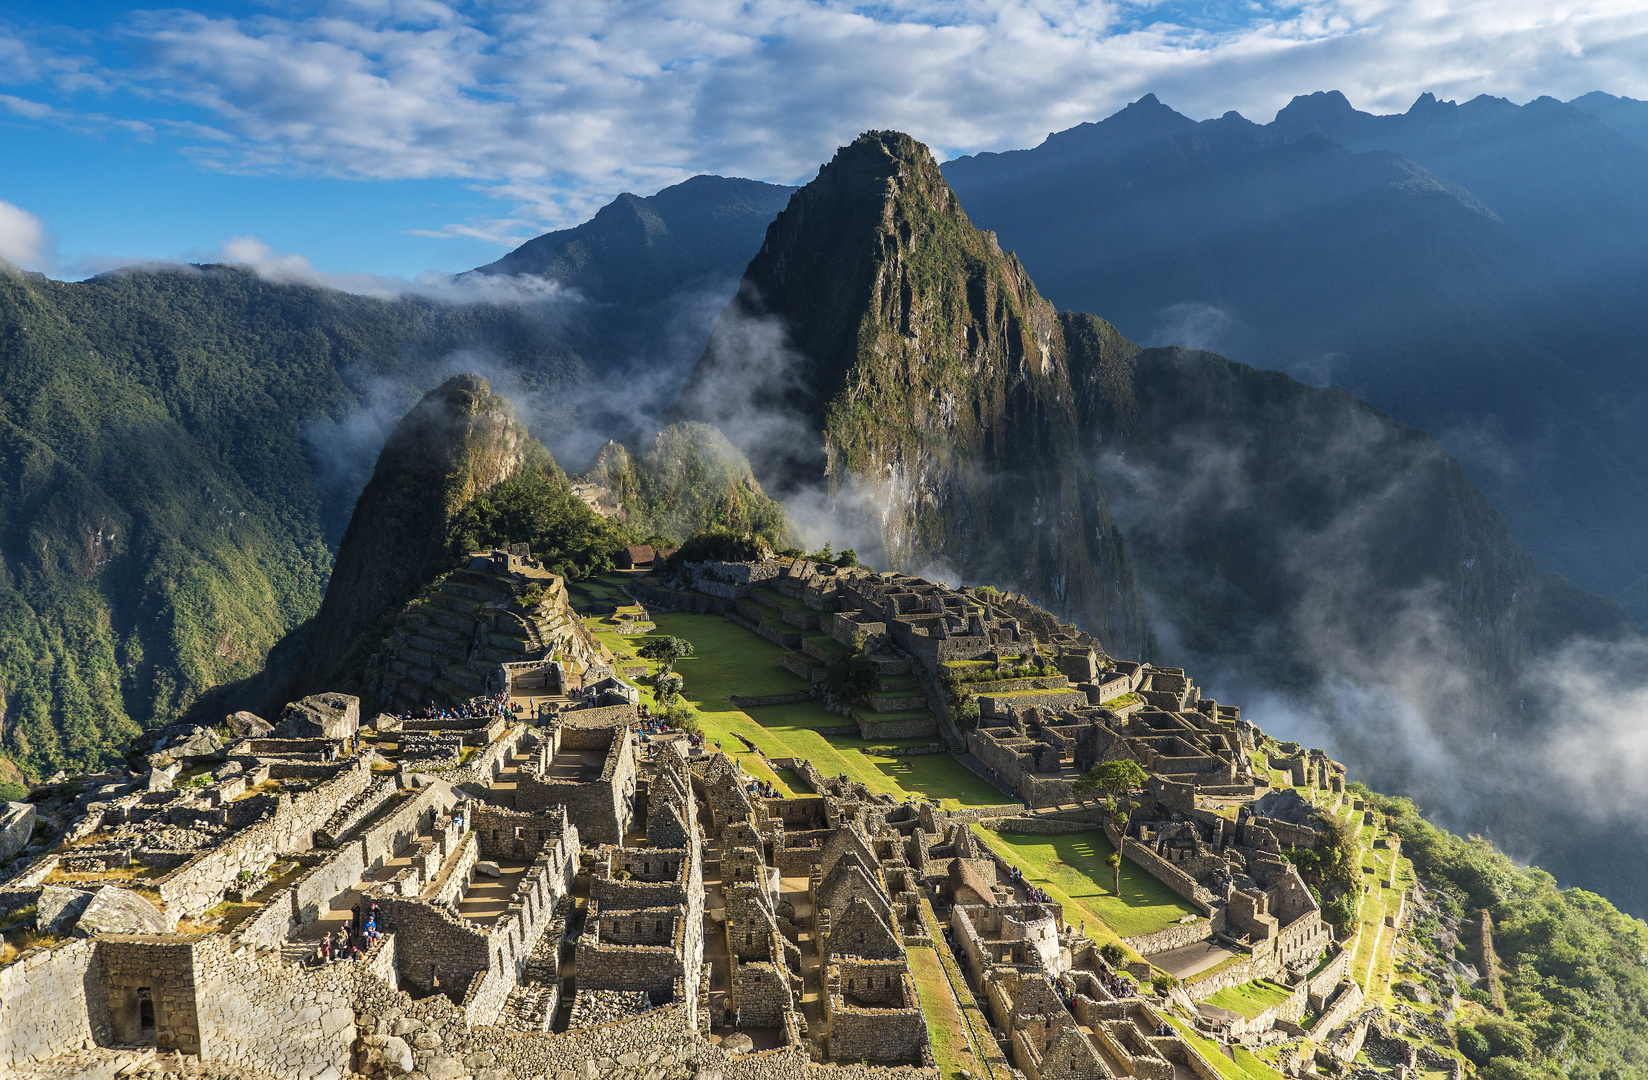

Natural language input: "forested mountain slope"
[0,175,790,778]
[943,93,1648,622]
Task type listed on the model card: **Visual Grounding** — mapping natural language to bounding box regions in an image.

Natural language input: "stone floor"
[1150,939,1239,980]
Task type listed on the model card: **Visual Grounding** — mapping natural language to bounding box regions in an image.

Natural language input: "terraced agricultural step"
[869,692,929,712]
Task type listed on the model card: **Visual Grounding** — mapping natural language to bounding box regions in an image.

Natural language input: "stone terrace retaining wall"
[1125,918,1215,956]
[0,938,106,1069]
[1103,819,1217,916]
[979,816,1094,835]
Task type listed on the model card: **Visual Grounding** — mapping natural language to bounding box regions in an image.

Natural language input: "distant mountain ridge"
[943,90,1648,624]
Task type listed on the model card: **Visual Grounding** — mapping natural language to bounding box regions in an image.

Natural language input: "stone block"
[0,800,36,861]
[37,884,95,934]
[73,885,170,936]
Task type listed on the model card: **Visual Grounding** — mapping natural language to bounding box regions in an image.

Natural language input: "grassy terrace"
[971,827,1197,941]
[916,898,1008,1080]
[1205,979,1294,1020]
[1349,820,1412,1003]
[907,945,980,1080]
[751,585,813,616]
[1164,1016,1285,1080]
[583,609,1008,809]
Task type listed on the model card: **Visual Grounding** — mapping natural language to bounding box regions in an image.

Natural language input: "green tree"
[1072,759,1148,829]
[653,672,684,706]
[637,636,694,673]
[1107,851,1123,896]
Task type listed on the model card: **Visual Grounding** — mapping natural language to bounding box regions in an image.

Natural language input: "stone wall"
[730,958,791,1027]
[981,816,1094,835]
[193,934,357,1078]
[1124,918,1214,956]
[294,843,367,926]
[518,725,637,845]
[0,938,107,1069]
[855,712,937,740]
[155,760,374,920]
[98,937,201,1053]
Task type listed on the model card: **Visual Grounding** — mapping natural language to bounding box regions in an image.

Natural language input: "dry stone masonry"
[0,551,1401,1078]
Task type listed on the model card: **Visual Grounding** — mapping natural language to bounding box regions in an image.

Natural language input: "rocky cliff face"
[677,132,1153,659]
[300,374,540,688]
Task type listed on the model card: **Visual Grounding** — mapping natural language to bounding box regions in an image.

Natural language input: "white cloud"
[0,199,52,271]
[205,233,580,302]
[9,1,1648,242]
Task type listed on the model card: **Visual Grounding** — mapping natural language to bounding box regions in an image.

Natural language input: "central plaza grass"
[586,609,1010,810]
[972,826,1196,940]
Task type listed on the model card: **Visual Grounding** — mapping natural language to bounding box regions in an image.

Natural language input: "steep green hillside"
[678,131,1154,658]
[582,422,791,548]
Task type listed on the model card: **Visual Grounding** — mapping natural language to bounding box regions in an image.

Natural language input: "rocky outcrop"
[678,132,1153,658]
[299,374,541,690]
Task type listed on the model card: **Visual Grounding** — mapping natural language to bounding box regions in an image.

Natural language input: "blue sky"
[3,0,1646,281]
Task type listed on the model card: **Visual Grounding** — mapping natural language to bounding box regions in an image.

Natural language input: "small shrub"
[665,704,701,735]
[1099,941,1127,967]
[1457,1024,1491,1066]
[1150,973,1179,995]
[1481,1059,1542,1080]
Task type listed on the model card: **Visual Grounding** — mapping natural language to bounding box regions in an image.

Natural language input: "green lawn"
[1164,1016,1285,1080]
[973,827,1197,940]
[1205,979,1294,1020]
[906,946,979,1080]
[596,612,1010,810]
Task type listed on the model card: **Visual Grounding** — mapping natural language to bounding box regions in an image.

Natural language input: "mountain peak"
[676,130,1152,656]
[299,373,542,688]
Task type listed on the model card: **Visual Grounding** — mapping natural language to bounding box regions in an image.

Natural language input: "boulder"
[0,800,36,861]
[1395,979,1432,1005]
[276,693,361,739]
[473,861,501,877]
[73,886,170,936]
[169,726,225,759]
[371,712,403,732]
[719,1033,754,1054]
[37,885,96,934]
[359,1034,415,1076]
[214,761,245,780]
[422,1055,466,1080]
[227,711,275,738]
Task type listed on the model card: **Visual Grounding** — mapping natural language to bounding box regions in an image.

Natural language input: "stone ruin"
[0,552,1376,1079]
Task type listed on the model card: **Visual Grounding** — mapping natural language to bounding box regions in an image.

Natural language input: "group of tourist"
[400,692,510,725]
[1099,967,1137,999]
[311,900,383,965]
[1006,865,1054,905]
[744,778,778,799]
